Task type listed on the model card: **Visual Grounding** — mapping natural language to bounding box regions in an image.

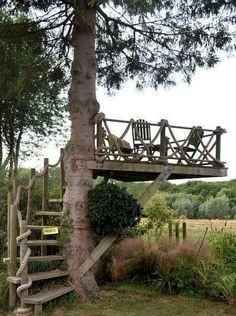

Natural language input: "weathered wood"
[34,304,43,316]
[183,222,187,241]
[27,240,61,246]
[9,204,17,307]
[138,165,172,207]
[88,160,227,181]
[7,192,13,258]
[80,235,117,277]
[35,211,63,216]
[42,158,49,256]
[19,220,29,310]
[23,286,73,305]
[26,168,36,224]
[60,148,65,201]
[97,121,104,149]
[175,222,180,244]
[159,119,168,162]
[48,199,63,203]
[7,269,69,284]
[27,225,60,230]
[3,255,66,263]
[215,126,222,161]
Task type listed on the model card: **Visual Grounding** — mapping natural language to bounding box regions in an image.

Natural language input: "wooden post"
[159,119,168,163]
[41,158,49,256]
[97,121,104,148]
[60,148,65,201]
[9,204,17,308]
[215,126,222,161]
[183,222,187,241]
[26,168,36,225]
[175,222,179,245]
[7,192,13,258]
[19,220,29,309]
[168,221,172,240]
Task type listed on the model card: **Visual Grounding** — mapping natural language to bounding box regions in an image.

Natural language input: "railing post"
[19,220,29,309]
[175,222,179,245]
[183,222,187,241]
[26,168,35,225]
[41,158,49,256]
[215,126,223,161]
[60,148,65,201]
[97,121,104,149]
[9,204,17,308]
[7,192,13,258]
[159,119,168,163]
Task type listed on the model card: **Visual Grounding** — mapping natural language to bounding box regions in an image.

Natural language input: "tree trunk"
[63,2,99,297]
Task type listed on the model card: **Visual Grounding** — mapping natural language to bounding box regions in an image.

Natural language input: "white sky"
[24,56,236,182]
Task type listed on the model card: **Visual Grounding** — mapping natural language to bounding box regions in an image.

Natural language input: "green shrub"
[0,269,8,311]
[87,181,142,236]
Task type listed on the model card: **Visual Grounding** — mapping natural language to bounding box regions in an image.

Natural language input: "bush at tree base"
[87,181,142,236]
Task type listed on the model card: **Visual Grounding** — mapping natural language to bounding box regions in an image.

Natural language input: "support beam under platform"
[87,161,227,182]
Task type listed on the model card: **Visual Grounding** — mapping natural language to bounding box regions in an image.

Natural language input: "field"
[178,219,236,241]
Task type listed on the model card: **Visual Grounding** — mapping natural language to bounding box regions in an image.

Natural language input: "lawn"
[45,282,236,316]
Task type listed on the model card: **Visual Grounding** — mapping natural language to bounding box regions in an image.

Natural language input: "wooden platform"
[88,160,227,182]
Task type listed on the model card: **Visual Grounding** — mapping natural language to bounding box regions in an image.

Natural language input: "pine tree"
[1,0,235,296]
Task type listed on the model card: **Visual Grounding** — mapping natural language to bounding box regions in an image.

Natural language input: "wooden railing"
[94,117,226,167]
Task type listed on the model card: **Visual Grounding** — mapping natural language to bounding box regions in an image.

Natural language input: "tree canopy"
[0,12,68,174]
[1,0,236,92]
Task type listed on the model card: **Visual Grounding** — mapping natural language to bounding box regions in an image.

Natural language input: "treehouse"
[3,114,227,315]
[91,115,227,182]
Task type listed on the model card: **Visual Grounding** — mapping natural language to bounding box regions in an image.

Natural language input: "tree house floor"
[87,160,227,182]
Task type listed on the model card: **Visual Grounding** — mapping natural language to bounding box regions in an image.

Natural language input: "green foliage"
[87,181,142,236]
[145,193,173,239]
[172,194,201,219]
[198,195,231,219]
[0,10,68,172]
[0,268,8,311]
[208,231,236,268]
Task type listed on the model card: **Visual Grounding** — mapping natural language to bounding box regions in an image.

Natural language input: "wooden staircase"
[3,149,173,315]
[3,150,74,315]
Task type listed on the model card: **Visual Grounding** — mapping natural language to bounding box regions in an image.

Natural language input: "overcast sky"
[24,56,236,182]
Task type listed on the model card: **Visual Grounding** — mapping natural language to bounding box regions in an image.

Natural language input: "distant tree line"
[118,179,236,220]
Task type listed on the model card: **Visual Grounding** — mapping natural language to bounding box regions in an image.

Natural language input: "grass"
[45,282,236,316]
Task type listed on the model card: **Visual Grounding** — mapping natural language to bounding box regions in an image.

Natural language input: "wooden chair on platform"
[176,126,204,163]
[132,119,160,156]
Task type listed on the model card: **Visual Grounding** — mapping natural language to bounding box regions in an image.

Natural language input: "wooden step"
[49,199,63,203]
[22,286,73,305]
[7,269,69,284]
[28,225,60,230]
[27,240,61,246]
[3,255,66,264]
[35,211,63,216]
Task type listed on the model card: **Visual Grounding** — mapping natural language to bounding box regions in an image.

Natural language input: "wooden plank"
[3,255,66,263]
[26,168,36,224]
[19,220,29,308]
[48,199,63,203]
[138,165,172,207]
[7,269,69,284]
[35,211,63,216]
[87,160,227,181]
[80,235,117,277]
[27,240,61,246]
[42,158,49,256]
[28,225,60,230]
[60,148,65,201]
[9,204,17,308]
[23,286,73,305]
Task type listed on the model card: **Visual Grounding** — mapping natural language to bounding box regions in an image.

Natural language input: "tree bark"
[63,2,99,296]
